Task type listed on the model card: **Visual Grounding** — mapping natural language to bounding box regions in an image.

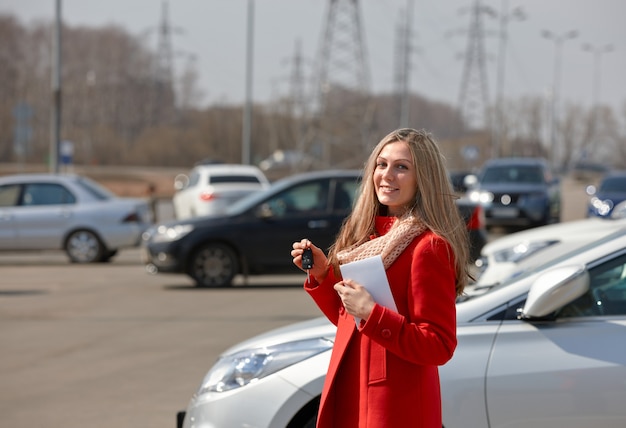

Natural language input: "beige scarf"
[337,215,428,269]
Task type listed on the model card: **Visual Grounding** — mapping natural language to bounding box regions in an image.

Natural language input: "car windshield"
[74,176,115,200]
[600,176,626,192]
[460,227,626,301]
[481,165,544,184]
[210,175,263,185]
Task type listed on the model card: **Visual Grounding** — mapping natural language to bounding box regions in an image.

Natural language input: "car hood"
[220,317,336,356]
[157,211,246,229]
[482,217,626,254]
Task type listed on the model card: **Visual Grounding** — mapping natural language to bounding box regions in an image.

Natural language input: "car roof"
[602,170,626,179]
[192,164,264,173]
[482,157,549,168]
[0,173,83,183]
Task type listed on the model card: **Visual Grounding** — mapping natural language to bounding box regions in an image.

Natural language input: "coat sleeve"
[359,233,458,366]
[305,268,344,326]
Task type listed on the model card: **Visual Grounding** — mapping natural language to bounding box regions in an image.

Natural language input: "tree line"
[1,14,624,177]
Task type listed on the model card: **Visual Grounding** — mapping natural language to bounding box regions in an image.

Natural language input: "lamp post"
[582,42,613,153]
[493,0,524,158]
[242,0,254,165]
[542,29,577,169]
[50,0,63,173]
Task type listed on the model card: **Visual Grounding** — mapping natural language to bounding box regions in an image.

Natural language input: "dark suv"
[466,157,560,229]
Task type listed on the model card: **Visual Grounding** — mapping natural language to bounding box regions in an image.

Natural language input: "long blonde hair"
[328,128,470,296]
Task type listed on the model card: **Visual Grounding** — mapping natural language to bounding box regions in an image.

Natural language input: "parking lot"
[0,176,589,428]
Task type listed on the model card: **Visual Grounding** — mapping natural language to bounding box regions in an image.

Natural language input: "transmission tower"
[152,0,179,124]
[457,0,493,131]
[313,0,372,167]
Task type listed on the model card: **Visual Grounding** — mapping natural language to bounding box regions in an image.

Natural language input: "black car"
[143,170,486,287]
[465,157,561,229]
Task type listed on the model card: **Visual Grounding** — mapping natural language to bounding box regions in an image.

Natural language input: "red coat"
[305,220,458,428]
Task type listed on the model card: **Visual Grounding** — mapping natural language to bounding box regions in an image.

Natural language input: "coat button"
[381,329,392,339]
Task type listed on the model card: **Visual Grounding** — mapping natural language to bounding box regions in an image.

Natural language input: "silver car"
[179,227,626,428]
[0,173,153,263]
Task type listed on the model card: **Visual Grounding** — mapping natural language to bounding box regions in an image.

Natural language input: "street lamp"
[493,0,525,158]
[542,29,578,169]
[582,42,613,153]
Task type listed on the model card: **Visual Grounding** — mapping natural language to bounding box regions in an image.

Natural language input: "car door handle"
[308,220,329,229]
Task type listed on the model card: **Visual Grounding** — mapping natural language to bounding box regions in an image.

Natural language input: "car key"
[302,247,313,283]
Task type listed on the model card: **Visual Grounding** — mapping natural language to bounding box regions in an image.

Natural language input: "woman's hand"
[291,239,329,282]
[334,279,375,321]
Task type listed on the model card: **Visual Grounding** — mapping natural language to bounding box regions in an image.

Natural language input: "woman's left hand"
[334,279,376,321]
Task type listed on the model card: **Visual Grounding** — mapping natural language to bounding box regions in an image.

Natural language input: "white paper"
[339,255,396,325]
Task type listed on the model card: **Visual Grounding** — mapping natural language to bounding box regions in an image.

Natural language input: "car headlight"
[468,190,494,204]
[150,224,194,243]
[492,239,559,263]
[196,338,333,395]
[590,197,613,216]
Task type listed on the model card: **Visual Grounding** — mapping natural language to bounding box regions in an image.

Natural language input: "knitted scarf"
[337,215,428,269]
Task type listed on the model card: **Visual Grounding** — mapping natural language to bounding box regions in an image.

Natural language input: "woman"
[291,128,471,427]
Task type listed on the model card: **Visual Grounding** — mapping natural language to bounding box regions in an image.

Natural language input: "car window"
[333,180,359,210]
[0,184,21,207]
[22,183,76,206]
[210,175,263,185]
[482,165,545,184]
[188,170,201,188]
[559,252,626,317]
[265,181,329,217]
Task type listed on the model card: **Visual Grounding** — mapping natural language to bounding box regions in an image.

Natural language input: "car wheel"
[65,230,105,263]
[188,244,238,287]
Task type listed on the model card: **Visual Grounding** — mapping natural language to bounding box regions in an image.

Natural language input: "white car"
[0,173,153,263]
[172,164,270,219]
[178,227,626,428]
[475,214,626,288]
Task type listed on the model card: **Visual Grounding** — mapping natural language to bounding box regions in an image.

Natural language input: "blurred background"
[0,0,624,187]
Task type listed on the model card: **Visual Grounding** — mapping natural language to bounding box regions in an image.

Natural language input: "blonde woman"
[291,128,470,428]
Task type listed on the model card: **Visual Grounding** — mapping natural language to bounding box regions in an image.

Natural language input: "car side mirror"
[255,203,275,219]
[174,174,189,191]
[463,174,478,190]
[519,265,589,320]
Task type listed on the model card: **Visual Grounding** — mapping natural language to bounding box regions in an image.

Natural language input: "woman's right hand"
[291,239,329,282]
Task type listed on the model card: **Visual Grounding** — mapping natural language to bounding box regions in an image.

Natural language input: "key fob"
[302,248,314,270]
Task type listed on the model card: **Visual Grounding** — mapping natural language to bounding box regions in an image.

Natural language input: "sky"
[1,0,625,112]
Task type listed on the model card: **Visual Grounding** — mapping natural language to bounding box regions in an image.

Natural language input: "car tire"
[65,229,105,263]
[188,243,239,287]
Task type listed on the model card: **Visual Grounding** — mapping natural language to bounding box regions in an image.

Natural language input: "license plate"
[491,207,519,218]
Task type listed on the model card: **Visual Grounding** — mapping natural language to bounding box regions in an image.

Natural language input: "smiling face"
[373,140,418,217]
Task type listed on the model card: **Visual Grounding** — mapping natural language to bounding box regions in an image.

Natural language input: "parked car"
[178,227,626,428]
[474,216,626,288]
[586,170,626,218]
[172,164,270,220]
[465,157,561,229]
[0,173,153,263]
[142,170,486,287]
